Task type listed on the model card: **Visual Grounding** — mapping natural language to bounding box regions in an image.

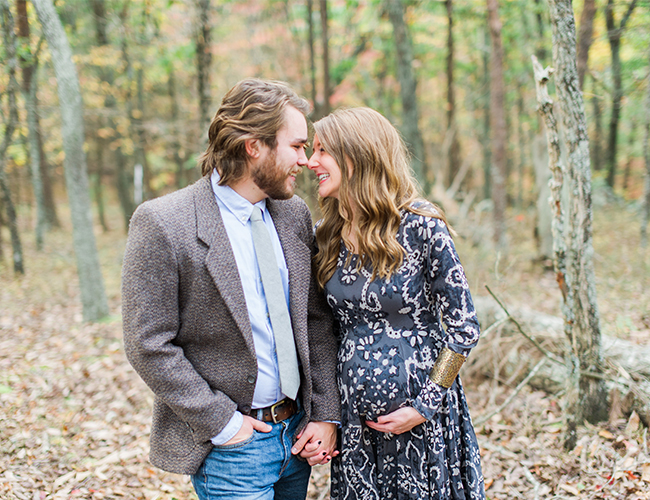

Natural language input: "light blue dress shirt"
[209,170,292,445]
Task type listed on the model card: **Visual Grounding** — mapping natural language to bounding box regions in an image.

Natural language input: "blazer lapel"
[267,200,311,364]
[194,176,256,357]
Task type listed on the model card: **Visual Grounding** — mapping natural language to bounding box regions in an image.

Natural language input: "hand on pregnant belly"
[365,406,426,435]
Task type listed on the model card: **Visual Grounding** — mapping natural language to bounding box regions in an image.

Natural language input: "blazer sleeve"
[122,203,237,444]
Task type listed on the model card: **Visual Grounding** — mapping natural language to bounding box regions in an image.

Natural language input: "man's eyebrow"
[293,137,308,144]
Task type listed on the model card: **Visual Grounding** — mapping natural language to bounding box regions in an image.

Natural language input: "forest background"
[1,0,650,498]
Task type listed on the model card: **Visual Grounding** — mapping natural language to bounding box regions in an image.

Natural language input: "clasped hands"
[224,407,425,466]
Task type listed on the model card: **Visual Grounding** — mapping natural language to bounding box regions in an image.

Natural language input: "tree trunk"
[486,0,507,249]
[532,131,553,260]
[481,27,491,201]
[17,0,47,249]
[95,0,134,231]
[319,0,331,117]
[386,0,427,192]
[32,0,109,321]
[196,0,212,137]
[0,0,25,274]
[445,0,460,189]
[642,49,650,248]
[576,0,596,90]
[93,140,108,232]
[623,120,636,194]
[605,0,638,189]
[533,0,548,61]
[168,66,185,190]
[544,0,608,448]
[307,0,318,117]
[590,78,604,171]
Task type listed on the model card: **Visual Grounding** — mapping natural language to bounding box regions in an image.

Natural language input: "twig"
[523,465,541,500]
[485,285,565,366]
[480,316,509,339]
[479,441,517,459]
[316,486,330,500]
[474,358,548,426]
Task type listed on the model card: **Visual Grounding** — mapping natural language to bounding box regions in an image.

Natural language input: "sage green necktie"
[250,206,300,400]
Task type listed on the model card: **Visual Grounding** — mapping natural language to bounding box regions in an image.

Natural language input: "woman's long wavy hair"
[313,107,447,289]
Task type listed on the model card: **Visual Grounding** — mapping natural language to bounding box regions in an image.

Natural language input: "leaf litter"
[1,207,649,499]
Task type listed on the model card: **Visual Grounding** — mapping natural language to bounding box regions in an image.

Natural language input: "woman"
[307,108,485,500]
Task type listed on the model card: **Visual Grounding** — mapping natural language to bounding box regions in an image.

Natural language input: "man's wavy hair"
[198,79,310,185]
[313,107,448,289]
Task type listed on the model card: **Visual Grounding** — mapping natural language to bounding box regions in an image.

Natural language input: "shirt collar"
[211,170,267,225]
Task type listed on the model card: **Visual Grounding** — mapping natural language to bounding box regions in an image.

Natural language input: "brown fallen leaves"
[1,207,649,499]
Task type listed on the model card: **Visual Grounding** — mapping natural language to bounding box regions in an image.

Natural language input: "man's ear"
[245,138,261,159]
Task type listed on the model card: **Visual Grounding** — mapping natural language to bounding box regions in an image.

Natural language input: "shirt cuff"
[210,411,244,446]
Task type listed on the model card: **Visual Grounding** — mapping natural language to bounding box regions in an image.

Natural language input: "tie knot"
[250,206,263,222]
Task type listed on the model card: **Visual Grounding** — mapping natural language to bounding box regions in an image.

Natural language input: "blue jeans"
[191,409,311,500]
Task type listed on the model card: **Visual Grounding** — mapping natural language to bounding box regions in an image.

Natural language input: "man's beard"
[251,149,295,200]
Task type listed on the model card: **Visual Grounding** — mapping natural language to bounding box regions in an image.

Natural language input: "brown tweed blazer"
[122,175,340,475]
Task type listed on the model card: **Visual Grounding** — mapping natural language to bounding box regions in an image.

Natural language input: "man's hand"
[364,407,426,435]
[291,421,338,466]
[223,415,272,445]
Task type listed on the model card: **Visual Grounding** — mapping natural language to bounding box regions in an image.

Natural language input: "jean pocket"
[211,431,256,450]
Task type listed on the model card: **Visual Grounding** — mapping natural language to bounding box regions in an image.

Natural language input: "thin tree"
[319,0,331,117]
[386,0,427,192]
[16,0,47,250]
[642,48,650,248]
[486,0,507,249]
[17,0,59,230]
[168,64,185,189]
[32,0,109,321]
[307,0,318,116]
[0,0,24,274]
[534,0,608,450]
[605,0,638,189]
[196,0,212,138]
[445,0,460,188]
[576,0,596,89]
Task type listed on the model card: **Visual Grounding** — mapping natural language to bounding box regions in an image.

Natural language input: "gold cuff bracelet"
[429,346,466,388]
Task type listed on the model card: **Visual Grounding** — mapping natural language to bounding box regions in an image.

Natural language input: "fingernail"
[327,457,331,462]
[318,441,322,445]
[322,451,326,455]
[291,448,297,454]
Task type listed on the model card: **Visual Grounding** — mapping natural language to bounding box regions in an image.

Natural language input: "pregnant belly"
[337,336,412,421]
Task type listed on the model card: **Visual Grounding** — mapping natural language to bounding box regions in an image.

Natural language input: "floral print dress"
[326,206,485,500]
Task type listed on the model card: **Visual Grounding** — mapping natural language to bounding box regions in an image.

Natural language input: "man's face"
[251,106,309,200]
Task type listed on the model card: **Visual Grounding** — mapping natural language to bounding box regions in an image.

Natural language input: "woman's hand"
[365,407,426,435]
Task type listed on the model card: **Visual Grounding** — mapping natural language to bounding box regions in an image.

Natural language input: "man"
[122,78,340,499]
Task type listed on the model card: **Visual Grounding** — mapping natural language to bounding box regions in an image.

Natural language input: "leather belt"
[245,398,298,424]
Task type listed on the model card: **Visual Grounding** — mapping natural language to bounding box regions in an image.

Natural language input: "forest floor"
[1,194,649,500]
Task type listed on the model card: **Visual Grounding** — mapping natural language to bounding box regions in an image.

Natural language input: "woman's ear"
[245,138,261,159]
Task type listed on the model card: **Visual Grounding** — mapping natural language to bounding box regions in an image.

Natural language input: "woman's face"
[308,134,343,199]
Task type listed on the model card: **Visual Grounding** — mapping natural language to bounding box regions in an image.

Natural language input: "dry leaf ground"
[1,200,649,499]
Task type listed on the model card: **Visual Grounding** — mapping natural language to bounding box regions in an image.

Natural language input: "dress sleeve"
[412,216,481,420]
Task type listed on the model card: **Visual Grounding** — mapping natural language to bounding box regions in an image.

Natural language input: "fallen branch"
[474,358,548,426]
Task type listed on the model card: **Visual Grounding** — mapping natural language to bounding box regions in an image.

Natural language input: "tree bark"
[445,0,460,189]
[386,0,427,192]
[605,0,638,189]
[307,0,318,117]
[486,0,507,249]
[540,0,609,449]
[93,140,108,232]
[32,0,109,321]
[481,27,491,201]
[17,0,47,249]
[95,0,134,232]
[590,78,604,171]
[319,0,331,117]
[642,49,650,248]
[196,0,212,138]
[0,0,25,274]
[576,0,596,90]
[168,66,185,190]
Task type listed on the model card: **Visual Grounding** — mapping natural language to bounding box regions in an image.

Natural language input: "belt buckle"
[270,399,285,424]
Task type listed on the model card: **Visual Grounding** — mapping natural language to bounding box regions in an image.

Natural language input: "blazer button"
[247,375,255,384]
[242,405,251,413]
